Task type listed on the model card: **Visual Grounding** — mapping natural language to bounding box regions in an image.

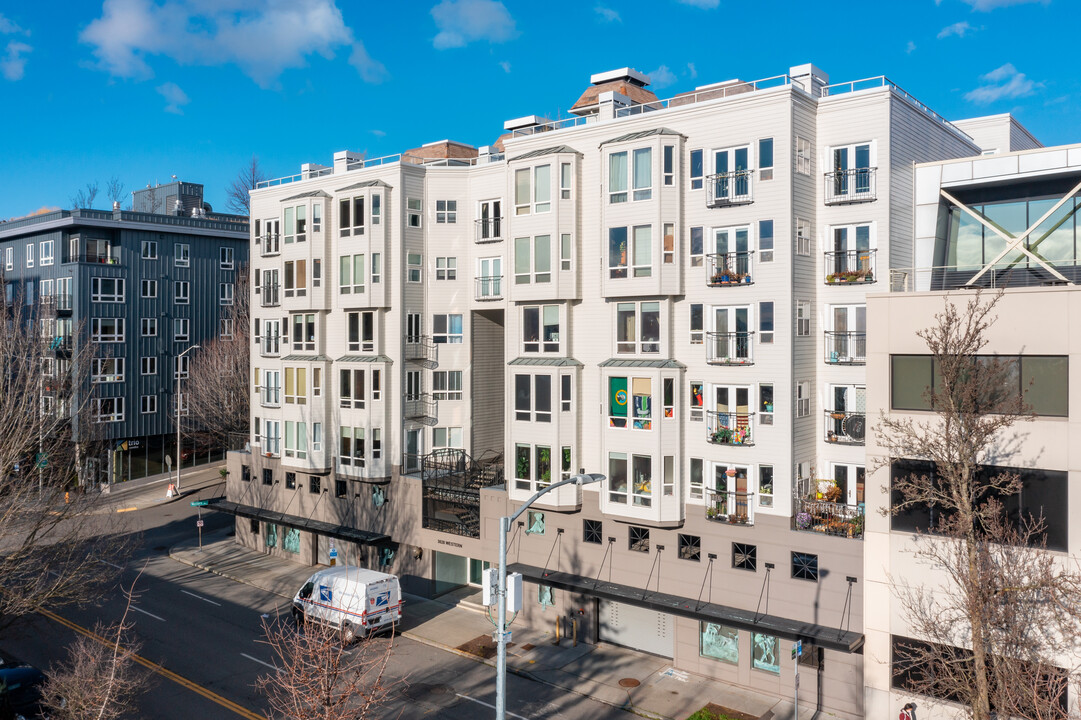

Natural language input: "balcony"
[258,334,281,357]
[68,253,119,265]
[705,488,755,526]
[260,283,280,308]
[39,294,73,315]
[824,331,866,364]
[824,168,876,205]
[475,276,504,301]
[422,448,504,538]
[405,335,437,367]
[706,410,754,446]
[706,331,754,365]
[405,393,436,422]
[824,249,876,285]
[51,336,73,354]
[793,497,864,539]
[825,410,866,445]
[705,169,753,207]
[475,217,504,243]
[260,387,281,408]
[707,251,754,287]
[260,233,281,257]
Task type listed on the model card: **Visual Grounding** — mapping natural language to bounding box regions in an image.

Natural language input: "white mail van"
[291,566,402,644]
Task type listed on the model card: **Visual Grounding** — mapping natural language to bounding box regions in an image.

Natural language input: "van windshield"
[298,581,314,599]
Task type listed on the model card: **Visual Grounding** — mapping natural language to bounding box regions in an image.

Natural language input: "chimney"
[789,63,829,98]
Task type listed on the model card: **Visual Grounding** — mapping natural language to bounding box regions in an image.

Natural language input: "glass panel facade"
[752,633,780,674]
[700,622,739,664]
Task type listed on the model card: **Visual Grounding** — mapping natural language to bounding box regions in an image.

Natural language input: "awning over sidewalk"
[508,562,863,654]
[208,499,392,546]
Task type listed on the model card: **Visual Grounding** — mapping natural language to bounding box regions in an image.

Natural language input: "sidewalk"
[170,529,801,720]
[100,461,228,512]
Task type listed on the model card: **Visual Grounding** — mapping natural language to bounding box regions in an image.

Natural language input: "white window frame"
[220,318,234,340]
[141,317,157,337]
[40,240,54,266]
[689,148,704,190]
[346,311,375,353]
[560,162,572,199]
[796,300,811,337]
[513,235,552,284]
[513,373,553,424]
[141,356,157,376]
[220,282,234,306]
[174,243,190,267]
[797,381,811,418]
[406,198,422,228]
[615,301,661,355]
[514,164,551,216]
[90,277,125,303]
[220,247,234,269]
[174,317,190,342]
[93,397,124,423]
[522,305,560,354]
[795,217,812,256]
[407,252,422,282]
[25,243,34,268]
[91,357,124,383]
[796,136,812,175]
[141,395,157,415]
[4,247,12,271]
[432,371,463,400]
[339,196,365,237]
[432,313,463,344]
[91,318,125,343]
[174,280,190,304]
[608,147,652,204]
[142,240,158,259]
[174,355,190,379]
[141,279,157,298]
[435,200,457,224]
[435,256,457,280]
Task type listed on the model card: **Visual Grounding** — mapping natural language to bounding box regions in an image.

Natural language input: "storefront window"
[752,633,780,674]
[700,622,738,664]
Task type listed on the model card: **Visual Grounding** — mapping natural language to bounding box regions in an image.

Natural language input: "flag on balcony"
[609,377,627,427]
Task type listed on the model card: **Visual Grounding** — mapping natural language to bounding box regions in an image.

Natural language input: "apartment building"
[225,63,1009,714]
[865,144,1078,716]
[0,181,248,483]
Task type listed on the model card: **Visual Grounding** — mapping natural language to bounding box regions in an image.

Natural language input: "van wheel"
[292,608,304,627]
[341,622,356,646]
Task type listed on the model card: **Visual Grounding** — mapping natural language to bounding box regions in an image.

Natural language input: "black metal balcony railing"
[706,251,754,286]
[475,217,504,243]
[824,248,876,284]
[793,497,864,539]
[705,488,755,525]
[52,336,73,354]
[259,333,281,357]
[705,169,754,207]
[706,331,754,365]
[38,294,74,315]
[404,393,436,421]
[824,331,867,364]
[405,335,437,365]
[260,283,280,308]
[475,275,504,301]
[706,410,754,446]
[825,410,866,445]
[260,233,281,256]
[67,254,120,265]
[824,167,877,204]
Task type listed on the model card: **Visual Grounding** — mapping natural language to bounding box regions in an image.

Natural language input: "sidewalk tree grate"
[618,678,641,688]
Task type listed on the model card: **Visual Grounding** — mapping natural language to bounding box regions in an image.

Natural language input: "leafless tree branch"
[227,156,267,215]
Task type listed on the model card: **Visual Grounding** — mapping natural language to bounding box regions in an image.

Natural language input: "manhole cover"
[618,678,640,688]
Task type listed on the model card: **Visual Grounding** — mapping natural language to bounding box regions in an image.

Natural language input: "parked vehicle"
[292,566,402,644]
[0,658,46,720]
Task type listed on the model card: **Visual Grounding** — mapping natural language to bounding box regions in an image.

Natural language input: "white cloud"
[962,0,1047,9]
[430,0,517,50]
[80,0,385,87]
[937,21,973,38]
[686,62,697,79]
[647,65,677,89]
[156,81,189,114]
[906,40,917,53]
[0,41,31,80]
[499,60,511,73]
[964,63,1037,104]
[595,5,621,22]
[370,129,386,137]
[676,0,720,8]
[0,13,27,35]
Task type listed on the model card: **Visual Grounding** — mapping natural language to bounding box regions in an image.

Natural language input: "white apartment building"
[223,63,1024,715]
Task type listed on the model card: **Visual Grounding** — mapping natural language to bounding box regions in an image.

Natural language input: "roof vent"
[590,67,650,87]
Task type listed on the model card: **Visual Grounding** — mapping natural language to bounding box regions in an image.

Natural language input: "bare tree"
[257,616,398,720]
[70,182,99,210]
[0,287,133,633]
[105,176,125,207]
[186,268,249,449]
[878,291,1081,720]
[227,155,267,215]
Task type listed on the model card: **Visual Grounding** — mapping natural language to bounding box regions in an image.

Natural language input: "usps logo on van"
[319,585,332,603]
[373,591,390,608]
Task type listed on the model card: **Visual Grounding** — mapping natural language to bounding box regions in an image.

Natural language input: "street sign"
[196,519,204,528]
[190,500,209,507]
[329,548,338,559]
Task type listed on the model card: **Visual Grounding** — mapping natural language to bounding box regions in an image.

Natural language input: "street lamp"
[175,344,200,493]
[492,471,605,720]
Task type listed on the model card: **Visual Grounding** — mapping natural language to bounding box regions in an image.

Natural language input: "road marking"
[36,607,263,720]
[130,605,166,622]
[116,506,138,513]
[455,693,531,720]
[182,590,222,606]
[240,652,281,673]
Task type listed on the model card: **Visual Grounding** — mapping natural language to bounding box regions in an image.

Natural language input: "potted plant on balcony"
[827,272,838,284]
[706,507,717,520]
[795,511,812,530]
[824,483,844,503]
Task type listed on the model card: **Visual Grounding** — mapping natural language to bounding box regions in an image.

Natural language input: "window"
[339,368,365,409]
[433,314,463,344]
[525,510,545,535]
[284,260,308,298]
[284,421,308,459]
[371,428,380,458]
[678,534,701,561]
[406,198,422,227]
[284,367,307,405]
[220,247,234,268]
[174,243,190,267]
[554,161,570,200]
[701,623,739,664]
[796,136,812,175]
[407,252,422,282]
[40,240,53,265]
[141,280,157,298]
[791,551,819,581]
[690,149,703,190]
[371,370,380,401]
[265,421,281,456]
[628,525,649,553]
[435,200,457,223]
[220,318,234,340]
[759,385,774,426]
[796,300,810,336]
[371,194,380,225]
[142,240,158,259]
[560,374,572,412]
[282,472,295,489]
[91,278,124,303]
[174,281,190,304]
[435,257,457,280]
[340,196,365,236]
[513,235,552,284]
[758,138,774,181]
[514,373,552,423]
[141,356,157,375]
[4,247,11,271]
[690,457,704,499]
[344,311,374,352]
[758,465,774,507]
[560,233,571,271]
[616,302,660,354]
[523,305,559,353]
[91,318,124,343]
[25,243,33,267]
[753,301,774,345]
[309,475,321,494]
[261,468,273,486]
[93,397,124,423]
[690,304,703,344]
[752,634,780,674]
[339,426,365,467]
[732,542,756,571]
[292,313,315,351]
[370,254,379,284]
[141,395,157,414]
[91,357,124,383]
[609,147,651,203]
[174,355,190,379]
[174,318,189,342]
[631,454,652,506]
[690,227,703,267]
[339,254,365,294]
[220,283,234,305]
[608,376,652,429]
[663,146,675,186]
[583,519,602,544]
[690,381,703,421]
[797,381,810,418]
[433,371,462,400]
[140,318,157,337]
[758,220,774,263]
[607,225,651,279]
[796,218,812,256]
[433,427,463,448]
[262,371,281,406]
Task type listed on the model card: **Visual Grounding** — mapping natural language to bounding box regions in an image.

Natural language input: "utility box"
[507,572,523,612]
[482,567,497,606]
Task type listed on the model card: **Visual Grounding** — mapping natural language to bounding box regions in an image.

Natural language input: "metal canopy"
[508,562,864,653]
[208,499,391,546]
[509,146,580,162]
[598,358,686,369]
[600,127,684,146]
[336,354,394,364]
[507,356,583,367]
[335,179,391,192]
[281,189,330,201]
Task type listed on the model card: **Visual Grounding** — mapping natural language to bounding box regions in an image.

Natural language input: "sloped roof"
[281,354,331,362]
[336,354,394,364]
[508,357,583,367]
[281,189,330,201]
[509,145,581,162]
[600,128,684,146]
[598,358,686,369]
[335,179,391,192]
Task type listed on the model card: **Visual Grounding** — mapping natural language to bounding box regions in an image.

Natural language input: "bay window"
[616,302,660,354]
[339,427,365,467]
[514,235,551,284]
[523,305,559,353]
[347,311,375,352]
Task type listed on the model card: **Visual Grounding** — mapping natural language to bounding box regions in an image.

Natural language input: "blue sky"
[0,0,1076,219]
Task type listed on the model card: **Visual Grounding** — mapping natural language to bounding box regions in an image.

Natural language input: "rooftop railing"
[509,116,592,137]
[615,74,793,118]
[257,152,508,189]
[822,76,974,144]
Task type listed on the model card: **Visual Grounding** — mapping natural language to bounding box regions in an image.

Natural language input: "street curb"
[166,544,669,720]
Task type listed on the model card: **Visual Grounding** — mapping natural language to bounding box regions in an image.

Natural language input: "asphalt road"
[2,481,629,720]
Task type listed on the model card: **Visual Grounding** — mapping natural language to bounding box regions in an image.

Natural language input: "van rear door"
[364,578,401,628]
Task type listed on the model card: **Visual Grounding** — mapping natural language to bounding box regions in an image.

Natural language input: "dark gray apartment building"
[0,181,248,483]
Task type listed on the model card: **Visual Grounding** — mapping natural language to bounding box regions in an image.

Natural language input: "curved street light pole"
[495,472,605,720]
[175,344,200,493]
